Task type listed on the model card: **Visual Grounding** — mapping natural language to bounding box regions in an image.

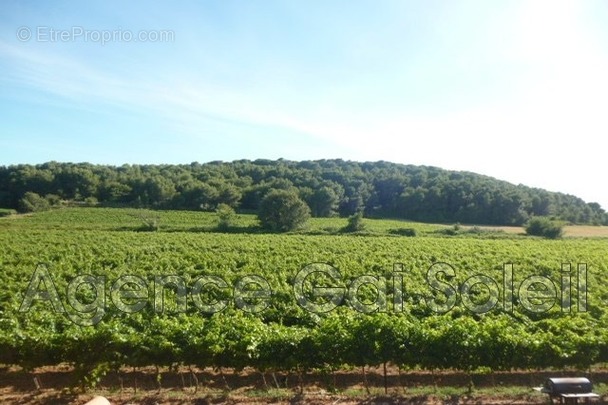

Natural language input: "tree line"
[0,159,605,225]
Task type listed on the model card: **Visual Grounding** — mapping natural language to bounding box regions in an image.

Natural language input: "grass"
[563,225,608,237]
[1,206,607,239]
[0,207,460,236]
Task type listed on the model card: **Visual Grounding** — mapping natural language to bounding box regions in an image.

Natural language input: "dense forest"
[0,159,605,225]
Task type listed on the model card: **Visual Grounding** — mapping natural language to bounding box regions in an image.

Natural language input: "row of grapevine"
[2,310,606,386]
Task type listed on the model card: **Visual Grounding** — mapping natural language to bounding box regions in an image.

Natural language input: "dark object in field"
[535,377,599,404]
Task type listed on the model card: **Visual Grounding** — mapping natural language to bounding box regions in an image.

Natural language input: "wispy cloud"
[0,40,325,141]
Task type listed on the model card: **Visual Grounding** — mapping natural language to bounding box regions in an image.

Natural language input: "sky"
[1,1,607,208]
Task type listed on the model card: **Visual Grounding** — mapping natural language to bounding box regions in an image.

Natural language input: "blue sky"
[1,1,608,208]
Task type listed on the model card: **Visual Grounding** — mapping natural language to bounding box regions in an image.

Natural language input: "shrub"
[0,208,17,217]
[525,217,564,239]
[216,203,236,231]
[389,227,417,237]
[18,192,50,213]
[131,210,161,231]
[45,194,62,206]
[435,223,464,236]
[84,197,99,206]
[342,211,366,233]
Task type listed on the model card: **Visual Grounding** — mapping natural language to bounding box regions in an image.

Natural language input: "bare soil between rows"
[2,365,608,404]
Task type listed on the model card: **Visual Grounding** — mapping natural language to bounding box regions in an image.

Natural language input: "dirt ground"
[2,365,607,405]
[468,224,608,237]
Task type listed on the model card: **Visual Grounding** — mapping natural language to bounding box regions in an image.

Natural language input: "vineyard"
[1,208,608,400]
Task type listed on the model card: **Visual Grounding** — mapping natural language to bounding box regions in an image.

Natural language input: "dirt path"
[2,365,606,404]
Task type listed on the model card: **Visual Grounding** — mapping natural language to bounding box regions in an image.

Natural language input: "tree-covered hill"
[0,159,605,225]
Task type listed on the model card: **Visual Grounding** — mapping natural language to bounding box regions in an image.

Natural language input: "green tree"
[258,189,310,232]
[307,185,341,217]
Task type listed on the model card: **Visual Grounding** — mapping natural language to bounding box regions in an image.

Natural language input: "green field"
[1,207,607,389]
